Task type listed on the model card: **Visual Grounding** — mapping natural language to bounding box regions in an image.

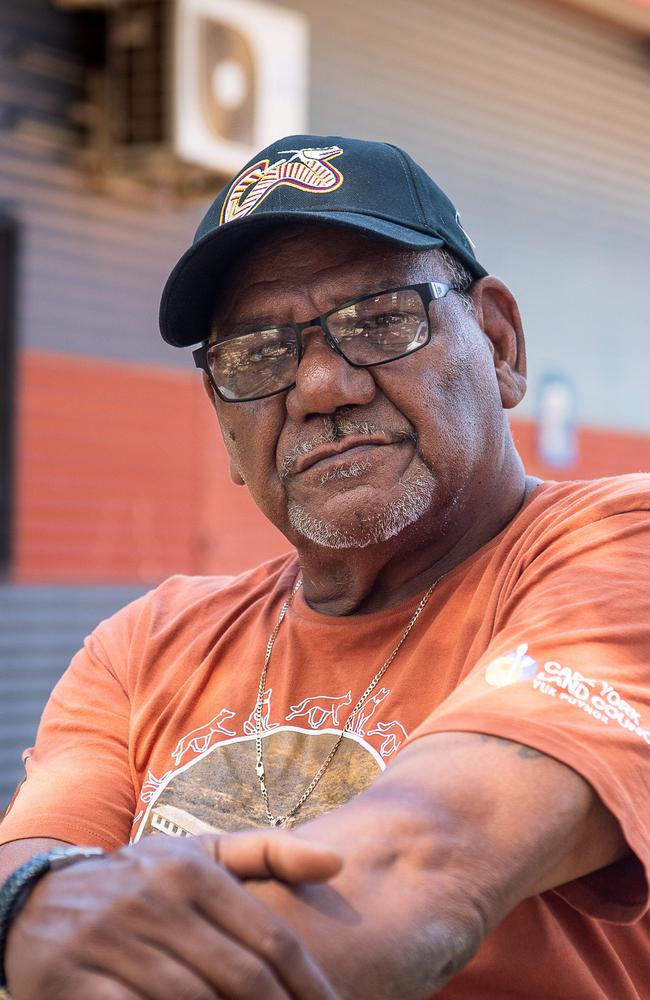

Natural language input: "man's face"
[208,225,522,553]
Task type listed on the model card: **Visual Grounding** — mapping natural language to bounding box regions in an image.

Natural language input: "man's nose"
[284,325,376,420]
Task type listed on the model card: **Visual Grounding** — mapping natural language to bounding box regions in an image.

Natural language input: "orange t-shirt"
[2,475,650,998]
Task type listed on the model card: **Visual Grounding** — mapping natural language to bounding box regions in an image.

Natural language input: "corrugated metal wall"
[0,0,196,367]
[286,0,650,433]
[0,585,145,809]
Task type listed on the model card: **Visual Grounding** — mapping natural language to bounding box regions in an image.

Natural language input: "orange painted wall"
[12,351,288,583]
[511,421,650,482]
[12,351,650,584]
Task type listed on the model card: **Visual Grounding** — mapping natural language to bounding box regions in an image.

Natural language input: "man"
[0,134,648,999]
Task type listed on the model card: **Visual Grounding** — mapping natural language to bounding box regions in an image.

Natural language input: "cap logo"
[220,146,344,225]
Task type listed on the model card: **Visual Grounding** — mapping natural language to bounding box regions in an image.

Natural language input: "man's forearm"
[246,741,496,999]
[0,733,626,1000]
[246,732,628,999]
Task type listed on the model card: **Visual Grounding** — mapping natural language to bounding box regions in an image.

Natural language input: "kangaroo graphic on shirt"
[171,709,237,765]
[139,768,173,804]
[347,687,390,736]
[286,691,353,729]
[367,720,408,758]
[243,689,279,735]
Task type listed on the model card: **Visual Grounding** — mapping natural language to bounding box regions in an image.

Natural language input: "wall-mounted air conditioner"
[174,0,308,176]
[71,0,308,186]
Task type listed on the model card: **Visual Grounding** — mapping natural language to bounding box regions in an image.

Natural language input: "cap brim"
[159,212,447,347]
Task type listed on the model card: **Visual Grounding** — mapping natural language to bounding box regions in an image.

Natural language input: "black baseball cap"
[159,134,487,348]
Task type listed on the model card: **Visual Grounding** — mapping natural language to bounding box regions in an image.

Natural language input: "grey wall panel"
[0,0,202,367]
[0,583,145,811]
[286,0,650,432]
[0,146,200,366]
[1,0,649,429]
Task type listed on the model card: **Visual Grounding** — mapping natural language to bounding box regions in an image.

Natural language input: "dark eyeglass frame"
[193,279,458,403]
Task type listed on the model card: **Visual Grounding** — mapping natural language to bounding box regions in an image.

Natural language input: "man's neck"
[295,467,538,616]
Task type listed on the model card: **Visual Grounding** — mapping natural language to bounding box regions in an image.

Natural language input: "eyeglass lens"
[208,288,429,402]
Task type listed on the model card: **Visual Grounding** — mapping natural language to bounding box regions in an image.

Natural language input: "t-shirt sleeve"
[0,614,139,851]
[409,502,650,924]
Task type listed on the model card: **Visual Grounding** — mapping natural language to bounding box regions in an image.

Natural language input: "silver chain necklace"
[254,574,444,827]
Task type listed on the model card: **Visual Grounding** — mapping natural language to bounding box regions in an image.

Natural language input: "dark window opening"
[0,215,17,577]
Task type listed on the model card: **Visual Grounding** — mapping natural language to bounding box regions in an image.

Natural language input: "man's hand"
[2,731,629,1000]
[238,733,630,999]
[4,833,341,1000]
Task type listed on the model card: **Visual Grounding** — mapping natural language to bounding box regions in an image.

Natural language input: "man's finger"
[212,830,343,883]
[181,851,339,999]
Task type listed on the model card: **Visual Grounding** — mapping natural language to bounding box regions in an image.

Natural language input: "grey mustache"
[280,418,415,476]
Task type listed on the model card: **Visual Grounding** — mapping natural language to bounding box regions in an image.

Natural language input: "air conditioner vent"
[76,0,309,191]
[108,0,168,148]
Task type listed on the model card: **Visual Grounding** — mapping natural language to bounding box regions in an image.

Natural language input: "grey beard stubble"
[287,473,434,549]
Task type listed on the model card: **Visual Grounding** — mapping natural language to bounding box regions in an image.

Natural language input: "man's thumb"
[210,830,343,883]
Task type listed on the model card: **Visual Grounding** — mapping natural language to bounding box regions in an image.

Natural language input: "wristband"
[0,846,106,988]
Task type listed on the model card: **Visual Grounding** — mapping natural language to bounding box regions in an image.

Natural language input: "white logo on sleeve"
[484,644,538,687]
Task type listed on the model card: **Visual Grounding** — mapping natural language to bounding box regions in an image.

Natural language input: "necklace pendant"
[271,817,283,828]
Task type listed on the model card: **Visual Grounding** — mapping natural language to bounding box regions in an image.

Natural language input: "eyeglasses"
[193,279,458,403]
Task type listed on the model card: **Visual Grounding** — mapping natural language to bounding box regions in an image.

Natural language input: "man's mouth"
[288,436,406,476]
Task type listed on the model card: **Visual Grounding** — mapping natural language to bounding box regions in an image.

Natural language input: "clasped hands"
[5,831,343,1000]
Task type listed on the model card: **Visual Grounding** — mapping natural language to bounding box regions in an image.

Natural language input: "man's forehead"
[212,223,440,321]
[230,222,420,272]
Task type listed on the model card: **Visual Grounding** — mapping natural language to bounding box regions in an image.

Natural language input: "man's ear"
[469,277,527,409]
[201,373,246,487]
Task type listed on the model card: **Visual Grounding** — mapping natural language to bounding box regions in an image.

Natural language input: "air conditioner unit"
[81,0,309,187]
[174,0,309,176]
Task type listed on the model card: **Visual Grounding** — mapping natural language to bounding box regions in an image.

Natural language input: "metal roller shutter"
[0,584,145,810]
[291,0,650,431]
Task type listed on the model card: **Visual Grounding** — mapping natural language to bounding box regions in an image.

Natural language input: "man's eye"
[225,341,291,371]
[247,342,292,363]
[354,313,414,335]
[373,312,411,327]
